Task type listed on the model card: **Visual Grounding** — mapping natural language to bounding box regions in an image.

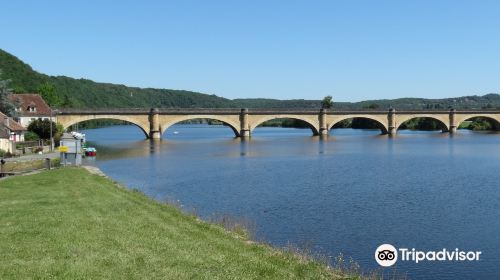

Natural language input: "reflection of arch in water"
[160,116,240,137]
[329,116,389,134]
[60,116,150,138]
[249,115,320,135]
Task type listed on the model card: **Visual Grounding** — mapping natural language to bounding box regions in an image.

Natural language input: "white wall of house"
[17,116,54,127]
[0,138,14,153]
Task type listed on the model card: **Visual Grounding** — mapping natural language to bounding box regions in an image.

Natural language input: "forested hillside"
[0,49,234,108]
[1,48,499,110]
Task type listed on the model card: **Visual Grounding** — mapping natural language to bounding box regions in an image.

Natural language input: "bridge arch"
[160,115,241,137]
[58,115,150,137]
[455,114,500,131]
[249,115,320,135]
[396,115,449,132]
[328,115,389,134]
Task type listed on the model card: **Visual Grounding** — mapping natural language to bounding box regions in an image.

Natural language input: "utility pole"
[50,109,53,152]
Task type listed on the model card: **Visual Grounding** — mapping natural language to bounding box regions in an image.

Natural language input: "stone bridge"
[55,108,500,139]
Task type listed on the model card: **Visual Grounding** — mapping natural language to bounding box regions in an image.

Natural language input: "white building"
[0,111,26,153]
[9,93,54,127]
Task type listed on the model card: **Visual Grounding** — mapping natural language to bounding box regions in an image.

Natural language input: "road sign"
[58,146,69,153]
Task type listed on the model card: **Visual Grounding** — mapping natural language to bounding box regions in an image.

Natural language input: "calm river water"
[81,125,500,279]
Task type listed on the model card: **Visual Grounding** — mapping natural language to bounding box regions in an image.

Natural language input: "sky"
[1,0,500,102]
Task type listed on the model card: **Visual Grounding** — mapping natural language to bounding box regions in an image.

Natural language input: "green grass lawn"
[0,168,355,279]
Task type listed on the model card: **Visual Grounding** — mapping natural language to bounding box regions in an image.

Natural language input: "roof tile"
[0,111,27,132]
[9,93,52,116]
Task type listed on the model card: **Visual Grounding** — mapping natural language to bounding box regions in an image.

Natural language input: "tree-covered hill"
[1,48,499,110]
[0,49,234,108]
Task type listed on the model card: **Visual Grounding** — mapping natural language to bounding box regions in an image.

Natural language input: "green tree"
[0,69,17,116]
[61,93,74,107]
[27,118,62,139]
[399,117,443,130]
[24,131,40,141]
[37,82,60,106]
[12,86,26,93]
[321,95,333,109]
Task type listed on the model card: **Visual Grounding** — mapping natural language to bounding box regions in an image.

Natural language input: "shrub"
[24,131,40,141]
[0,149,13,158]
[27,119,63,140]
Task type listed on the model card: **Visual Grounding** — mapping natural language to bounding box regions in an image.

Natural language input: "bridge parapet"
[56,108,500,114]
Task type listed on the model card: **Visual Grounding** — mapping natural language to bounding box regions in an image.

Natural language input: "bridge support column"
[388,108,396,136]
[449,108,457,134]
[240,108,250,137]
[149,108,161,139]
[319,108,328,136]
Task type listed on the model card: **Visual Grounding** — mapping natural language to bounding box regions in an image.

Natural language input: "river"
[81,124,500,279]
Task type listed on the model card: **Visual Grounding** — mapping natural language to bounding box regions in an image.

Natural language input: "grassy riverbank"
[0,168,358,279]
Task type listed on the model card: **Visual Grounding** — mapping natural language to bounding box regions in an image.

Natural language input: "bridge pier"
[319,109,329,135]
[449,108,457,134]
[240,108,251,137]
[149,108,161,139]
[388,108,396,136]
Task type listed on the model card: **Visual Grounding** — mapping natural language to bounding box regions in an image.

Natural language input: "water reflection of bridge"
[56,108,500,139]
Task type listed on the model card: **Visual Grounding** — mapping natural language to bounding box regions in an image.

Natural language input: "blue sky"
[1,0,500,101]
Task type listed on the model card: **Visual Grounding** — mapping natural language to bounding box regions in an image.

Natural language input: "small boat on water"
[85,147,97,157]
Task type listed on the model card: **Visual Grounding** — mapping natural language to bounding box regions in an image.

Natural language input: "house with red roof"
[0,111,27,153]
[8,93,54,127]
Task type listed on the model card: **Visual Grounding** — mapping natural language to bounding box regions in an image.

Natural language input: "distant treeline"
[67,119,129,131]
[259,119,311,128]
[458,118,498,131]
[263,117,498,131]
[2,48,500,110]
[398,117,497,131]
[177,119,225,125]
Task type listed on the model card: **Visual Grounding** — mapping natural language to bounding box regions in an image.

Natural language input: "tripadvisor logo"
[375,244,398,267]
[375,244,481,267]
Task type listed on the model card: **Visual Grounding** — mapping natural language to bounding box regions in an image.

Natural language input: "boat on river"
[84,147,97,157]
